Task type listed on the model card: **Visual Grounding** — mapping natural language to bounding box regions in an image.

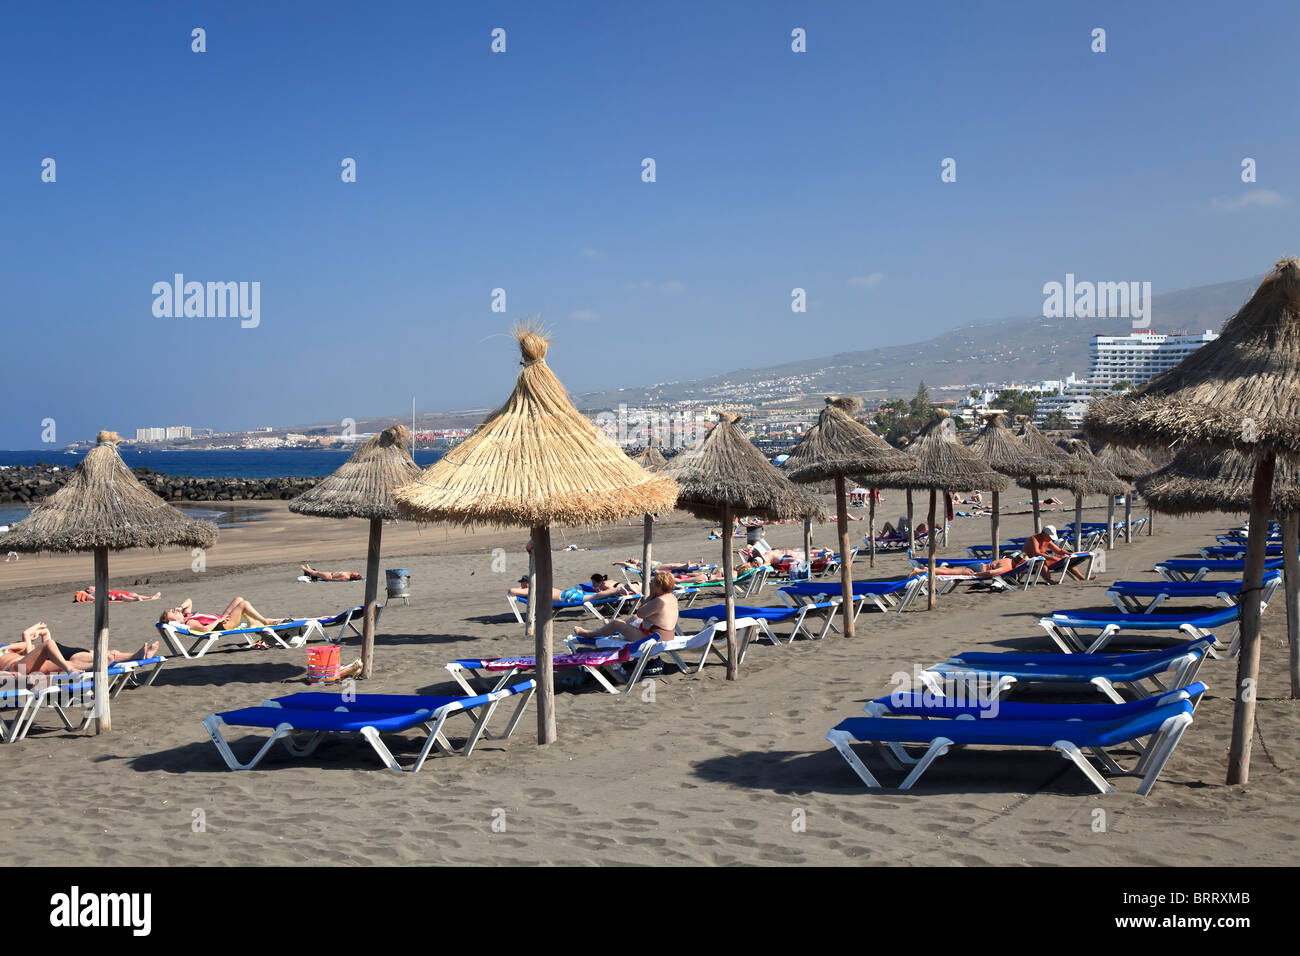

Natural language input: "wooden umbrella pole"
[1227,454,1275,785]
[802,518,812,578]
[1074,496,1083,552]
[1031,479,1042,534]
[92,546,111,734]
[868,489,877,568]
[1106,495,1116,550]
[906,489,915,552]
[1148,506,1154,535]
[641,513,653,599]
[991,489,1000,561]
[526,549,536,637]
[359,518,382,679]
[1285,512,1300,699]
[721,502,738,680]
[1124,489,1133,543]
[926,489,937,610]
[531,526,557,745]
[834,476,854,638]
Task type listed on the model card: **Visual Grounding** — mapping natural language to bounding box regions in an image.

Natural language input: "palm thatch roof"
[1018,439,1128,496]
[1093,443,1156,484]
[783,396,917,483]
[631,446,668,472]
[873,411,1010,493]
[393,325,677,527]
[968,413,1057,478]
[1084,258,1300,458]
[1137,447,1300,516]
[289,425,423,520]
[664,413,826,522]
[0,431,218,553]
[1015,418,1089,475]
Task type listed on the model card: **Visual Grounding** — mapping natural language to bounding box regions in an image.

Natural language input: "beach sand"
[2,498,1297,866]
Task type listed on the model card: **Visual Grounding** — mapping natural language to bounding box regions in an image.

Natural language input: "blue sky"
[2,0,1297,448]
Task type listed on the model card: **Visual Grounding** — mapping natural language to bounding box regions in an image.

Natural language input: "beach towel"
[478,647,631,671]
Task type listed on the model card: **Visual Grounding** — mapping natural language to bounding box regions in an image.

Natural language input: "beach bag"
[306,644,341,683]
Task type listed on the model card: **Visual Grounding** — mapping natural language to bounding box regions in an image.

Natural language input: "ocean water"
[0,502,266,530]
[0,447,444,478]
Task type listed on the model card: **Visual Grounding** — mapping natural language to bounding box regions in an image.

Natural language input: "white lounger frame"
[157,619,327,659]
[1107,576,1278,615]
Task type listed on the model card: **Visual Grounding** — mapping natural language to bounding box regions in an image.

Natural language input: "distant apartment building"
[135,425,191,442]
[1033,330,1219,426]
[165,426,191,440]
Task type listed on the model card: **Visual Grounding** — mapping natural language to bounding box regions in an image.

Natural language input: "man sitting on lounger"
[570,570,679,647]
[1024,526,1087,583]
[300,564,362,582]
[74,586,162,602]
[159,597,293,642]
[908,555,1026,578]
[2,622,159,681]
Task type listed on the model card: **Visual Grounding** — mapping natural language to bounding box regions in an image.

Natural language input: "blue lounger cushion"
[1158,558,1283,573]
[678,603,833,622]
[1045,607,1238,630]
[268,689,525,714]
[781,578,913,597]
[873,683,1206,720]
[948,636,1214,669]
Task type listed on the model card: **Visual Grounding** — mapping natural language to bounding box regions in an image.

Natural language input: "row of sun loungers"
[1,654,167,743]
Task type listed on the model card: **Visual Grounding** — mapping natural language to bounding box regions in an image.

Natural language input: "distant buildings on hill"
[134,426,192,442]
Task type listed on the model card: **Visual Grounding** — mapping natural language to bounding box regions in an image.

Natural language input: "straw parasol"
[1093,443,1156,546]
[1015,418,1088,533]
[664,413,825,677]
[289,424,423,678]
[968,413,1058,560]
[629,446,668,598]
[784,396,915,636]
[0,431,217,733]
[393,323,678,744]
[1017,439,1127,551]
[1085,257,1300,783]
[873,410,1009,609]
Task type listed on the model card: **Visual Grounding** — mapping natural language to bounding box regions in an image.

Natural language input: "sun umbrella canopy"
[1138,447,1300,515]
[0,431,217,553]
[968,414,1057,479]
[631,446,668,472]
[873,411,1009,493]
[393,325,678,525]
[1093,443,1156,484]
[783,396,917,482]
[290,425,423,519]
[1018,439,1127,497]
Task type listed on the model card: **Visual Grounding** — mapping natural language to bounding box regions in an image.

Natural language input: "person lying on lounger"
[614,558,706,573]
[908,555,1026,578]
[159,597,292,640]
[73,586,162,603]
[1024,526,1087,583]
[879,521,928,539]
[300,564,363,582]
[508,575,639,602]
[1,622,160,680]
[570,570,679,647]
[744,547,832,567]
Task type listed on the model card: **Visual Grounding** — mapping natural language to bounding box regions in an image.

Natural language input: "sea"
[0,447,444,529]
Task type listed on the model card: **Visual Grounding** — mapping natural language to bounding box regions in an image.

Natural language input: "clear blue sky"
[2,0,1297,448]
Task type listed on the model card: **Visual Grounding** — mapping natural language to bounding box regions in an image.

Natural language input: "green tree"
[910,381,930,419]
[1043,411,1071,430]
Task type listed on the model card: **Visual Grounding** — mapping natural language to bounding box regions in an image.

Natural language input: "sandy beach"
[2,496,1298,867]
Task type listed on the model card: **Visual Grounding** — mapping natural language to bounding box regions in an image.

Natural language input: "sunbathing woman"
[908,555,1025,578]
[1,623,160,680]
[159,597,290,635]
[301,564,363,582]
[74,586,162,603]
[508,575,639,602]
[570,570,679,648]
[613,558,707,574]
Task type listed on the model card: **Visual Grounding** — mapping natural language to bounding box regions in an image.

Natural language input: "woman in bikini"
[74,586,162,603]
[1,623,160,681]
[159,597,291,646]
[570,570,679,648]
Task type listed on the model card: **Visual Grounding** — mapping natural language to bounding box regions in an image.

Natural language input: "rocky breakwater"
[0,465,320,504]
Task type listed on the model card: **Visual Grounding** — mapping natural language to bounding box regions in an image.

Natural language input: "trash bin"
[385,568,410,605]
[745,525,763,546]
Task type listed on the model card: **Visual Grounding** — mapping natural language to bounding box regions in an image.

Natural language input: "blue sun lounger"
[1155,557,1284,582]
[867,682,1206,720]
[506,590,639,626]
[157,614,339,659]
[1038,606,1241,657]
[1201,543,1290,559]
[924,637,1213,702]
[1107,571,1281,614]
[201,681,537,771]
[779,576,928,615]
[825,698,1195,794]
[677,601,844,644]
[0,685,34,742]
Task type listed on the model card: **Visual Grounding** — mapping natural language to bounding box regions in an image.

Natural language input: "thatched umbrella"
[1094,444,1156,547]
[664,413,825,677]
[1017,439,1127,551]
[1139,448,1300,698]
[1084,258,1300,784]
[288,425,422,679]
[0,431,217,733]
[630,446,669,598]
[784,396,915,637]
[873,411,1009,609]
[393,325,677,745]
[1015,418,1088,533]
[968,413,1057,560]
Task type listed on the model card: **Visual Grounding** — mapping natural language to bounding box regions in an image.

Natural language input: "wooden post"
[1074,496,1084,552]
[1124,489,1133,543]
[641,514,654,599]
[1148,506,1154,535]
[868,489,877,568]
[526,548,536,637]
[802,518,812,578]
[92,547,111,734]
[360,518,382,679]
[834,476,855,638]
[1227,454,1275,785]
[926,489,937,610]
[1031,478,1042,533]
[531,526,557,745]
[721,502,739,680]
[906,489,915,552]
[991,489,1000,561]
[1285,512,1300,699]
[1106,495,1116,550]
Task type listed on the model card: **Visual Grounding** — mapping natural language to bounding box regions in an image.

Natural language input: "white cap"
[1044,524,1057,538]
